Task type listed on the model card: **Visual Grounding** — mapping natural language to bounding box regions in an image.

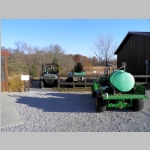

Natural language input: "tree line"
[1,34,117,77]
[1,42,93,77]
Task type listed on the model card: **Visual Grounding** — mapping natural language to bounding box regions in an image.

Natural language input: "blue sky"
[1,19,150,57]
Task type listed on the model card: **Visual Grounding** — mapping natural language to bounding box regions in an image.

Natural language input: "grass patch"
[8,74,24,92]
[52,86,92,93]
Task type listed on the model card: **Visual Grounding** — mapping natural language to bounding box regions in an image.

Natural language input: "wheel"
[40,80,44,88]
[132,99,144,111]
[96,97,100,112]
[53,80,57,87]
[92,87,96,98]
[92,91,96,98]
[95,97,107,112]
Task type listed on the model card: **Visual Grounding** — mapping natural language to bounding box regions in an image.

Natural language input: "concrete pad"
[1,92,23,128]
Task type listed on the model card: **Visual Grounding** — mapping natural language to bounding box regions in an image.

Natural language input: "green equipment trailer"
[92,64,149,112]
[66,71,86,87]
[66,71,86,82]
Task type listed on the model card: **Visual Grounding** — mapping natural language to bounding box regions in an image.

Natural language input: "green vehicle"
[92,63,149,112]
[66,71,86,82]
[39,63,59,88]
[66,71,86,87]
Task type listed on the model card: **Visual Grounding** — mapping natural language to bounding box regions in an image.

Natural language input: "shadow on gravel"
[12,92,96,113]
[12,81,149,113]
[11,93,138,113]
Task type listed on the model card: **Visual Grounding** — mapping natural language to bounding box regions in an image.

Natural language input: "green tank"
[110,70,135,92]
[73,72,86,76]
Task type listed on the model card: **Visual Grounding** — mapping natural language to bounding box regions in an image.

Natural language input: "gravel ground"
[1,81,150,132]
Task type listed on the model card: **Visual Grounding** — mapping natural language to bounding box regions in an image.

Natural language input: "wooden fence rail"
[57,75,99,92]
[57,74,150,92]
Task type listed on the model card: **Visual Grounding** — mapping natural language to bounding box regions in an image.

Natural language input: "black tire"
[53,80,57,87]
[92,87,96,98]
[40,80,44,88]
[96,97,100,112]
[91,86,93,97]
[95,97,107,112]
[132,99,144,111]
[92,91,96,98]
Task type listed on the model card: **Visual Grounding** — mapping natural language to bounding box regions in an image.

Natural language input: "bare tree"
[92,34,117,66]
[88,56,99,66]
[59,54,76,74]
[14,40,28,54]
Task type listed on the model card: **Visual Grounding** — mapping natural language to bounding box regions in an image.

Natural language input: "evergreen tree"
[52,57,60,73]
[74,62,83,72]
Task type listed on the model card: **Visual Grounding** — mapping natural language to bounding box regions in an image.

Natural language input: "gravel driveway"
[1,81,150,132]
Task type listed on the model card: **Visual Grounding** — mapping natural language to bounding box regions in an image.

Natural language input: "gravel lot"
[1,81,150,132]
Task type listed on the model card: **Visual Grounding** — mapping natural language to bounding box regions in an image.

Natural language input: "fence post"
[84,79,87,87]
[27,80,30,91]
[23,80,30,92]
[24,81,26,92]
[57,74,60,92]
[73,81,75,88]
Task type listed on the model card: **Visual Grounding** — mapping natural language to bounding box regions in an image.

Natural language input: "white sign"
[21,75,30,81]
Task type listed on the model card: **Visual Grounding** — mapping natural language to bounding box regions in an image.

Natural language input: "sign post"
[21,75,30,92]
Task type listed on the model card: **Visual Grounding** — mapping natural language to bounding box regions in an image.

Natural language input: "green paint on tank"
[93,81,99,91]
[110,70,135,92]
[73,72,86,76]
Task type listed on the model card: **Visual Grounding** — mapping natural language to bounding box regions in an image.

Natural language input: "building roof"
[114,32,150,54]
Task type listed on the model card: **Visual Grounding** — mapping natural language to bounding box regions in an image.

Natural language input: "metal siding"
[116,34,150,76]
[132,35,136,74]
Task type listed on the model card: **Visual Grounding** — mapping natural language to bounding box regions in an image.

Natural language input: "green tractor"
[92,63,149,112]
[39,63,59,88]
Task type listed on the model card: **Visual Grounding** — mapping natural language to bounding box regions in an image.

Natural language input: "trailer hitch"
[118,106,122,109]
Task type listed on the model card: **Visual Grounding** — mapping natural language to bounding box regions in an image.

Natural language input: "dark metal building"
[114,32,150,81]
